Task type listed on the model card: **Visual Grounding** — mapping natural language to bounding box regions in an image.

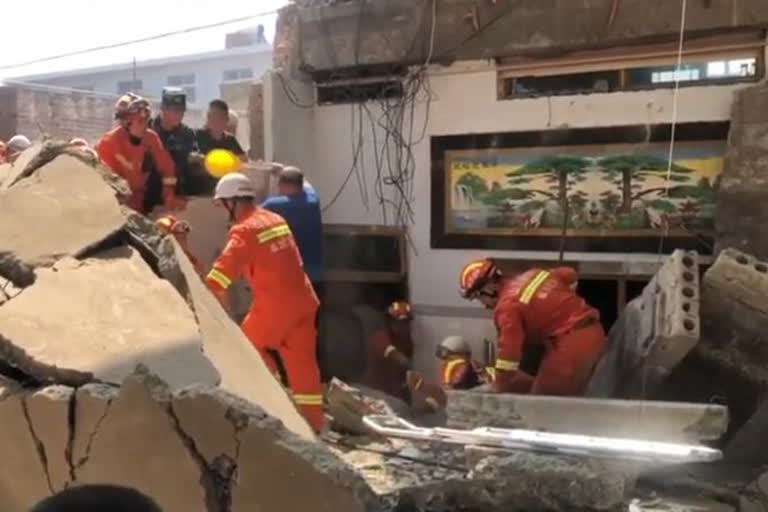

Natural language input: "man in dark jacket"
[145,87,204,211]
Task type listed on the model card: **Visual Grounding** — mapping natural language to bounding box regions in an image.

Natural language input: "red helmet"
[114,92,150,122]
[387,301,412,321]
[459,259,499,299]
[155,215,190,235]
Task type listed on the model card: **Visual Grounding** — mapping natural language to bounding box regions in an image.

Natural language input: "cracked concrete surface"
[0,154,125,268]
[0,247,219,389]
[0,392,52,512]
[24,386,74,492]
[0,371,385,512]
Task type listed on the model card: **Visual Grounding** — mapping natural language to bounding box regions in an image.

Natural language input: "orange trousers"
[531,323,606,396]
[242,308,325,432]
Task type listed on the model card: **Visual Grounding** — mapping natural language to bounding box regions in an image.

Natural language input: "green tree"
[598,155,695,212]
[508,156,591,203]
[456,172,489,201]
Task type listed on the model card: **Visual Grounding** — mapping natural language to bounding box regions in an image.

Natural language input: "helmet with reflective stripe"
[155,215,190,235]
[213,172,255,200]
[459,258,498,299]
[387,301,412,321]
[114,92,150,121]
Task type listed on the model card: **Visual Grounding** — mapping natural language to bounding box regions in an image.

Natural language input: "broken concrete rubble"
[587,249,701,399]
[445,390,727,442]
[0,154,126,268]
[0,247,219,389]
[0,372,385,512]
[695,248,768,464]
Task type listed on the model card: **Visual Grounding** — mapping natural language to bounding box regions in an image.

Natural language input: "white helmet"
[441,336,470,353]
[214,172,255,200]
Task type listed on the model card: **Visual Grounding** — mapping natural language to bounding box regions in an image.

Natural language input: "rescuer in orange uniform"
[155,215,204,276]
[97,93,184,214]
[436,336,495,390]
[459,259,606,396]
[361,301,415,402]
[204,172,325,432]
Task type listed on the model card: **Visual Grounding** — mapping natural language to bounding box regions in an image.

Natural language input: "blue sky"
[0,0,289,80]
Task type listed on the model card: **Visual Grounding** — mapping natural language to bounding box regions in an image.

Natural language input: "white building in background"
[8,25,272,108]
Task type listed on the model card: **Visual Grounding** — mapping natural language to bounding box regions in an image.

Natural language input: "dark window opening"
[499,51,763,100]
[577,279,619,332]
[317,80,404,105]
[503,70,621,98]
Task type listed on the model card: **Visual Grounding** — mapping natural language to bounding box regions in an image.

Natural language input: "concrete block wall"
[717,83,768,258]
[586,250,700,398]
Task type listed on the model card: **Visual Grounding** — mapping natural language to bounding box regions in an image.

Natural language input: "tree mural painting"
[507,156,591,226]
[508,156,589,199]
[598,155,695,213]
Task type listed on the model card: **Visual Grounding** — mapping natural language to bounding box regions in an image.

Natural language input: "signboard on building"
[431,123,729,254]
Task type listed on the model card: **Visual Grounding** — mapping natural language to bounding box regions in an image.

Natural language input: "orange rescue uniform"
[362,328,413,402]
[205,207,324,432]
[493,267,605,396]
[97,126,177,213]
[440,357,495,390]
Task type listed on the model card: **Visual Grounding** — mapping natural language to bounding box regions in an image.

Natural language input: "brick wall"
[14,86,116,144]
[0,84,206,145]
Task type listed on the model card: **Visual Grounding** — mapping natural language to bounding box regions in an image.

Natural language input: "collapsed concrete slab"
[445,391,727,442]
[0,372,384,512]
[587,250,701,398]
[0,390,53,512]
[24,386,74,492]
[0,154,126,268]
[171,239,316,441]
[685,248,768,464]
[0,247,219,389]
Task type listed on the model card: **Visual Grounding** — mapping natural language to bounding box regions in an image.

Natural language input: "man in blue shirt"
[262,166,325,299]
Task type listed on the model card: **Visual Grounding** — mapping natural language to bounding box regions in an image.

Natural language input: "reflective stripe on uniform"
[162,177,178,186]
[519,270,551,304]
[443,359,465,384]
[495,359,519,371]
[257,224,291,243]
[206,268,232,289]
[293,393,324,406]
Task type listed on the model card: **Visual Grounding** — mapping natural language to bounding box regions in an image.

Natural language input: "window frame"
[497,31,766,100]
[222,68,254,83]
[166,73,196,87]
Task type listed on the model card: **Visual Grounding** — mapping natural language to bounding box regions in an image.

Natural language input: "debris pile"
[3,142,768,511]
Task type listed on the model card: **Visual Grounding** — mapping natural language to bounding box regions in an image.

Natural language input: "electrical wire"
[0,10,280,72]
[639,0,689,404]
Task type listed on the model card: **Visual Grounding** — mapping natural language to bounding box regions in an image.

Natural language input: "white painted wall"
[266,60,758,377]
[27,51,272,109]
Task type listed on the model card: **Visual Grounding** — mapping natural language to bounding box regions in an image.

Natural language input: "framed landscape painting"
[430,123,729,254]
